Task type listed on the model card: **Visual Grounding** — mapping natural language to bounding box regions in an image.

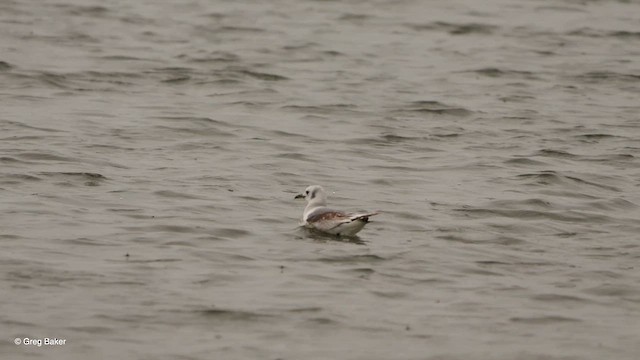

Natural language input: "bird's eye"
[305,190,309,195]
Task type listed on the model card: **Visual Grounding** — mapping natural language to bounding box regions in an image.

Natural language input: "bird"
[295,185,379,237]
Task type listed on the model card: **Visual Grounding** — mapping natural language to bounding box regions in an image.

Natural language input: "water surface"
[1,0,639,359]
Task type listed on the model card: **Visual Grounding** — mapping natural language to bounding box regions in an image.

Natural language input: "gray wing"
[305,208,379,234]
[305,207,348,224]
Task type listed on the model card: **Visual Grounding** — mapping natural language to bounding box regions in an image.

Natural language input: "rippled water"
[2,0,640,359]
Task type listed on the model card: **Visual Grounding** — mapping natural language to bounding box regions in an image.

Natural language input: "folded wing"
[305,208,379,233]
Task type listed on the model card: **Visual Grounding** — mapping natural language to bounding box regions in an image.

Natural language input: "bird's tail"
[349,211,380,222]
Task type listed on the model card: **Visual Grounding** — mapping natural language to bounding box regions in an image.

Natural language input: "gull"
[295,185,379,237]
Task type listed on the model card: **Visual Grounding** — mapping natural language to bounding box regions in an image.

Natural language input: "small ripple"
[1,119,63,133]
[196,308,273,321]
[211,228,252,238]
[287,307,323,313]
[281,103,358,115]
[40,172,106,180]
[35,72,70,89]
[377,133,420,143]
[534,149,577,159]
[499,95,536,102]
[99,55,148,61]
[392,100,472,116]
[370,290,408,299]
[609,31,640,39]
[515,170,621,192]
[321,50,344,57]
[350,134,440,150]
[317,254,386,264]
[122,225,199,233]
[489,198,553,209]
[154,190,201,200]
[62,237,115,246]
[0,173,42,183]
[17,152,78,162]
[298,229,367,244]
[0,234,23,240]
[7,267,99,286]
[406,21,498,35]
[463,67,538,79]
[161,76,190,84]
[339,267,375,276]
[27,70,141,90]
[302,317,339,326]
[510,316,581,324]
[583,284,640,299]
[567,27,640,39]
[0,60,13,71]
[155,116,235,127]
[122,258,181,263]
[367,165,424,173]
[213,25,264,33]
[338,13,372,22]
[516,171,567,185]
[237,69,288,81]
[476,260,510,265]
[504,157,549,166]
[275,152,313,161]
[532,294,591,303]
[54,4,109,16]
[36,172,107,187]
[581,154,635,163]
[586,198,638,211]
[572,71,640,84]
[437,235,478,245]
[456,207,612,223]
[461,267,503,276]
[575,133,620,142]
[66,326,113,334]
[181,51,241,63]
[264,129,313,140]
[1,135,52,141]
[392,210,428,221]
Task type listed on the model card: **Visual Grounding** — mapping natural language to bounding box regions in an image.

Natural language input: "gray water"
[2,0,640,359]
